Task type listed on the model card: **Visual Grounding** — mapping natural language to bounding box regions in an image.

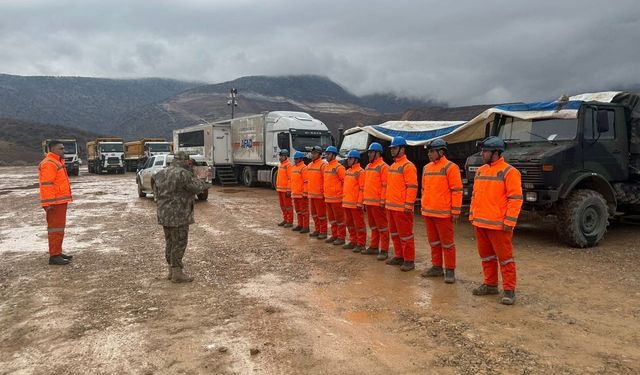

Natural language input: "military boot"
[166,265,172,280]
[292,225,302,232]
[309,231,319,237]
[300,227,310,234]
[171,267,194,283]
[376,251,389,261]
[385,257,404,266]
[400,261,415,272]
[48,255,69,265]
[332,238,346,246]
[361,247,379,255]
[501,290,516,305]
[278,220,287,227]
[444,269,456,284]
[324,236,336,243]
[472,284,499,296]
[342,242,355,250]
[317,233,328,240]
[421,266,444,278]
[284,223,293,228]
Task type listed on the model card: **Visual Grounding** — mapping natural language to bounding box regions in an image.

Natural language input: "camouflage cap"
[174,151,190,160]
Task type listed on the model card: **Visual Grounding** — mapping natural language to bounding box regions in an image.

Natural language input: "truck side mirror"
[277,132,290,150]
[596,110,610,133]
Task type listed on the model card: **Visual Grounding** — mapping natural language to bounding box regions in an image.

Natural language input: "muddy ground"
[0,166,639,375]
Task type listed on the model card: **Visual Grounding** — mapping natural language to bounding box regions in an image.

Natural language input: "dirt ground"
[1,166,639,375]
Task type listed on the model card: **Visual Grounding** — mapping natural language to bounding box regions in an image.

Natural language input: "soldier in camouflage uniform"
[152,151,210,283]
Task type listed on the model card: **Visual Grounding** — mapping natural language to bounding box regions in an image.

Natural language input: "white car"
[136,154,212,201]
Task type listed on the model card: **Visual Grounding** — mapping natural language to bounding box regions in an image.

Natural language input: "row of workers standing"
[275,135,523,305]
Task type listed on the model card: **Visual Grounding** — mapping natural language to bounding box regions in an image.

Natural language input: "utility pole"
[227,88,238,119]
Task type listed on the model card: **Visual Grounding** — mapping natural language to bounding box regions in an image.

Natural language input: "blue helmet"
[427,139,447,150]
[325,146,338,154]
[368,142,383,152]
[479,136,506,152]
[293,151,305,159]
[279,149,290,156]
[390,136,407,147]
[347,150,360,159]
[310,145,323,154]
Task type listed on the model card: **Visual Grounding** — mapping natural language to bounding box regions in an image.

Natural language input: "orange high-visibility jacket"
[385,155,418,212]
[306,158,326,199]
[363,157,388,206]
[290,161,308,198]
[276,159,292,192]
[469,157,523,230]
[421,156,463,218]
[342,162,365,208]
[323,159,346,203]
[39,152,73,207]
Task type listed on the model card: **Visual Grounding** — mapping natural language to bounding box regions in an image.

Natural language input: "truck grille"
[511,162,543,185]
[64,157,73,162]
[107,157,120,165]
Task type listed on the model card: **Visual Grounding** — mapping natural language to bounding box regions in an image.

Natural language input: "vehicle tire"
[557,189,609,248]
[242,166,257,187]
[137,179,146,198]
[73,169,79,176]
[197,189,209,201]
[271,170,278,190]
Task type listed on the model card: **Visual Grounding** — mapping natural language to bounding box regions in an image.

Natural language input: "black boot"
[361,247,379,255]
[309,231,319,237]
[61,253,73,260]
[292,225,302,232]
[385,257,404,266]
[421,266,444,277]
[472,284,499,296]
[400,261,415,271]
[444,269,456,284]
[376,251,389,261]
[278,220,287,227]
[299,227,310,234]
[324,236,337,243]
[49,256,69,265]
[342,242,356,250]
[501,290,516,305]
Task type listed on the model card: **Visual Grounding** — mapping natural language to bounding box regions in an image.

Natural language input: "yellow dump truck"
[86,137,125,174]
[124,138,173,171]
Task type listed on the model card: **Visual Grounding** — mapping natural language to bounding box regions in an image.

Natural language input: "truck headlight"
[463,188,470,197]
[525,192,538,202]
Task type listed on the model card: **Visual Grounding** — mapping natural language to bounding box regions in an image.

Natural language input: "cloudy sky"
[1,0,639,105]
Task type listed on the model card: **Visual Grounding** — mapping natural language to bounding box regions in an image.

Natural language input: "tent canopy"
[343,120,466,147]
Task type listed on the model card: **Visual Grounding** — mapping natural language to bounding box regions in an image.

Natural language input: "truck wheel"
[137,179,146,198]
[271,170,278,190]
[242,166,257,187]
[197,189,209,201]
[557,189,609,248]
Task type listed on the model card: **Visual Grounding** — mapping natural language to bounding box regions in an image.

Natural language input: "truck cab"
[87,138,125,174]
[42,138,80,176]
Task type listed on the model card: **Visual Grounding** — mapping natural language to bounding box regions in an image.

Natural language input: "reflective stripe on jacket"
[276,159,292,192]
[39,152,73,207]
[469,157,523,229]
[363,157,388,206]
[342,163,365,208]
[306,158,326,199]
[323,159,345,203]
[421,156,463,218]
[290,162,308,198]
[385,155,418,212]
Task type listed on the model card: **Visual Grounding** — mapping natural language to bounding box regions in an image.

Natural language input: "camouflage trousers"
[163,225,189,268]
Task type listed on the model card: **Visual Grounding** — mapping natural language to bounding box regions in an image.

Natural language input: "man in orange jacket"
[323,146,346,246]
[275,149,294,228]
[420,139,463,283]
[307,146,328,240]
[342,150,366,252]
[470,136,523,305]
[290,151,310,233]
[39,140,74,265]
[362,142,390,260]
[384,136,418,271]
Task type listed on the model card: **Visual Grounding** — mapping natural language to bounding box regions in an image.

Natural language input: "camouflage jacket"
[153,162,209,227]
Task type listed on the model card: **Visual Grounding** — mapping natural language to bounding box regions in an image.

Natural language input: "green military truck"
[461,92,640,248]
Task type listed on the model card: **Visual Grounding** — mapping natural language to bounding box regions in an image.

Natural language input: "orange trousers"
[43,203,67,256]
[278,192,293,224]
[344,207,366,246]
[387,209,415,261]
[474,226,516,291]
[309,198,327,234]
[326,202,346,239]
[423,216,456,269]
[293,197,309,228]
[366,205,389,251]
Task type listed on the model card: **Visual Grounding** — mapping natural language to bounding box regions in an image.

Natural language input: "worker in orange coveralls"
[289,151,310,234]
[306,146,328,240]
[384,136,418,272]
[323,146,346,246]
[469,136,523,305]
[342,149,367,253]
[420,139,463,284]
[38,140,74,265]
[362,142,389,260]
[275,149,294,228]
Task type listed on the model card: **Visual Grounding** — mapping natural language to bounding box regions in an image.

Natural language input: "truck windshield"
[148,143,170,152]
[498,117,577,142]
[292,133,333,151]
[339,131,368,157]
[100,144,123,152]
[62,142,77,154]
